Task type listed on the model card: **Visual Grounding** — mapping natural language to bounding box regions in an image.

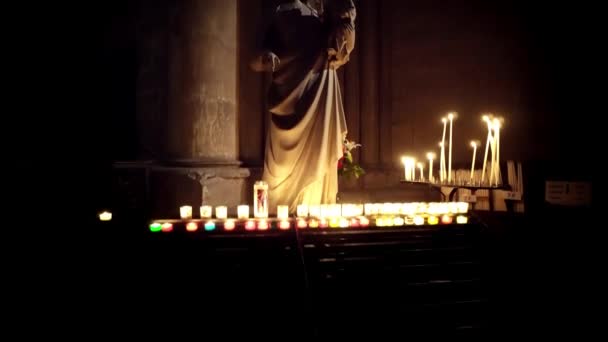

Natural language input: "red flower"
[337,157,344,170]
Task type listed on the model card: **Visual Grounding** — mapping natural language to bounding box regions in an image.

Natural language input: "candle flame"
[426,152,436,160]
[441,117,447,123]
[416,162,424,168]
[448,112,456,120]
[493,117,504,129]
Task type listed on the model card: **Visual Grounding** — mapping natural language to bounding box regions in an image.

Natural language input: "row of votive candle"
[180,204,290,220]
[179,202,469,220]
[151,214,469,233]
[297,202,468,218]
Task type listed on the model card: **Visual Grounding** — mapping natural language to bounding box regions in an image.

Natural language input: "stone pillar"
[151,0,249,216]
[359,0,380,167]
[168,0,238,160]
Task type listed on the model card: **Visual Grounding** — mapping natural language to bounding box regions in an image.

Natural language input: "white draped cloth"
[257,0,355,213]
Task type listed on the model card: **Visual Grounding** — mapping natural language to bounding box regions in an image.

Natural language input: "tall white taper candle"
[448,113,455,183]
[470,141,477,182]
[481,115,492,184]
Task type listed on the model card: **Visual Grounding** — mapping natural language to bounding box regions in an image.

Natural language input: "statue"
[251,0,356,213]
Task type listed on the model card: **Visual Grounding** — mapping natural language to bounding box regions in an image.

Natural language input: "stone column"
[151,0,249,217]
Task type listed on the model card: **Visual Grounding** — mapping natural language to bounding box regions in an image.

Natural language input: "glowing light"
[329,218,340,228]
[257,219,269,230]
[180,206,192,219]
[456,215,468,224]
[402,157,416,181]
[296,218,308,228]
[376,217,385,227]
[237,205,249,219]
[297,204,309,217]
[413,216,424,225]
[200,205,212,218]
[318,218,328,228]
[224,219,236,231]
[215,206,227,219]
[204,221,216,231]
[349,218,360,227]
[245,220,256,231]
[277,205,289,220]
[308,219,319,228]
[457,202,469,214]
[186,222,198,232]
[364,203,376,216]
[354,204,364,216]
[162,222,173,232]
[149,222,162,232]
[428,216,439,225]
[441,215,453,224]
[309,205,321,218]
[320,204,331,218]
[253,180,269,218]
[393,217,405,226]
[358,217,370,227]
[279,220,290,230]
[339,218,349,228]
[98,211,112,221]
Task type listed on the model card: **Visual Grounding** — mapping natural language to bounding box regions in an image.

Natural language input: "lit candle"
[490,127,496,186]
[309,205,321,218]
[224,219,236,231]
[447,112,455,183]
[359,217,370,227]
[277,205,289,220]
[426,152,435,182]
[186,222,198,232]
[402,156,415,181]
[320,204,330,218]
[493,118,502,186]
[215,206,227,219]
[341,204,352,217]
[204,221,216,231]
[456,202,469,213]
[470,140,478,183]
[393,217,405,226]
[98,211,112,222]
[441,215,453,224]
[330,204,341,217]
[279,220,290,230]
[200,205,212,218]
[162,222,173,232]
[237,205,250,219]
[364,203,375,216]
[297,204,309,217]
[180,206,192,219]
[149,222,162,232]
[245,220,256,230]
[413,215,425,225]
[417,162,424,182]
[440,117,447,182]
[456,215,468,224]
[354,204,364,216]
[296,218,308,229]
[481,115,493,184]
[257,219,269,230]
